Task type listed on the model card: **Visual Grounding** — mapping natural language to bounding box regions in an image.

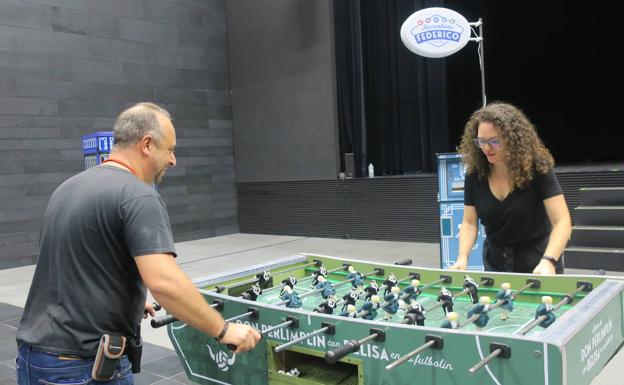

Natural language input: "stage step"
[569,226,624,248]
[564,246,624,271]
[573,206,624,226]
[580,187,624,206]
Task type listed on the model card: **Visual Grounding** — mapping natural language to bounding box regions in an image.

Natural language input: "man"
[16,103,260,385]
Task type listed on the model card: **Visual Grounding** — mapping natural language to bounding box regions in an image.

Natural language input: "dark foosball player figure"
[314,275,336,299]
[495,282,514,320]
[440,311,459,329]
[280,286,303,309]
[346,265,365,293]
[382,286,401,320]
[313,295,338,315]
[535,295,556,328]
[404,300,426,326]
[437,287,454,315]
[311,265,328,287]
[363,279,379,302]
[342,288,360,312]
[463,275,480,304]
[339,304,358,318]
[467,296,491,331]
[279,275,298,296]
[400,279,421,302]
[382,272,398,296]
[241,282,263,301]
[358,295,381,320]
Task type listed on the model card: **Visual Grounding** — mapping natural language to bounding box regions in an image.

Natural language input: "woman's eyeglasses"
[473,137,502,149]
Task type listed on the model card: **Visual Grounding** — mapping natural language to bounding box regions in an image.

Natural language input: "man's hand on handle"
[220,323,261,353]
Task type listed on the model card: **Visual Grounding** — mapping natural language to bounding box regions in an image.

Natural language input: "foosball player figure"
[257,270,271,287]
[363,279,379,302]
[313,295,338,314]
[400,279,421,301]
[463,275,480,304]
[495,282,514,320]
[382,286,401,320]
[280,286,303,309]
[404,300,426,326]
[346,265,365,293]
[437,287,454,315]
[279,275,298,296]
[339,304,358,318]
[241,282,262,301]
[440,311,459,329]
[314,275,336,299]
[359,295,380,320]
[311,265,328,287]
[383,272,398,296]
[535,295,556,328]
[467,296,491,331]
[342,288,360,312]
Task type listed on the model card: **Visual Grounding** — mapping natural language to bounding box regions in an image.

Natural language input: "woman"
[450,102,571,274]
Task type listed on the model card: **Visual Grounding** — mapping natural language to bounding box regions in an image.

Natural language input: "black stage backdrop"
[335,0,623,175]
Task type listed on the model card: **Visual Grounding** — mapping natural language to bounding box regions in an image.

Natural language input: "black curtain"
[335,0,450,175]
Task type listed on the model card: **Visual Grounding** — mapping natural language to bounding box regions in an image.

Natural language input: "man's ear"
[139,135,154,155]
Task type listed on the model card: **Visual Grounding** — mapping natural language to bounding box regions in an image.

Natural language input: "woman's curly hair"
[459,102,554,190]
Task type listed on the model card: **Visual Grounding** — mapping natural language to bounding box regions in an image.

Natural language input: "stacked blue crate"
[81,132,114,169]
[437,153,486,270]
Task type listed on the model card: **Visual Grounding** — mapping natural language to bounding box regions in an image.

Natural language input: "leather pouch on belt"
[92,334,126,381]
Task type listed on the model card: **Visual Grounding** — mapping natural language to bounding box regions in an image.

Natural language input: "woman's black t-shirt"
[464,169,563,272]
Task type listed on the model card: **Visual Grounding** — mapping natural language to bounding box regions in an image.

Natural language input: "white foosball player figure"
[441,311,459,329]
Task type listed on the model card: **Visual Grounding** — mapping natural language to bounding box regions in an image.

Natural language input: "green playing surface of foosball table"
[158,254,624,385]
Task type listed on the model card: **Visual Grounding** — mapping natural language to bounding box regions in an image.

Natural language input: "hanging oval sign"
[400,7,471,58]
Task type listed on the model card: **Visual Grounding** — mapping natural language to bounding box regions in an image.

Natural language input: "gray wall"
[0,0,237,269]
[226,0,340,183]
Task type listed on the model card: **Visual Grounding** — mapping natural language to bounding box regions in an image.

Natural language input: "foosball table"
[151,254,624,385]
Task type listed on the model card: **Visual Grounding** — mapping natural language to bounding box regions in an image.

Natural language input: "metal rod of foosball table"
[419,276,449,291]
[261,320,294,336]
[469,283,585,375]
[225,311,255,323]
[468,348,503,374]
[512,284,587,336]
[457,282,535,328]
[273,269,381,306]
[385,339,437,370]
[457,298,508,328]
[274,326,331,353]
[262,265,346,295]
[342,273,417,310]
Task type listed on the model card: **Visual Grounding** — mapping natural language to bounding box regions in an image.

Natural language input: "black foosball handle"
[151,314,178,328]
[325,340,360,364]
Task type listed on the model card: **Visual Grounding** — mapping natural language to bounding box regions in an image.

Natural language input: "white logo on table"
[581,317,613,375]
[207,345,236,372]
[409,354,454,370]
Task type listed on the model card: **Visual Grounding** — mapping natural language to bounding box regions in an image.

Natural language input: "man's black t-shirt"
[17,166,176,356]
[464,169,563,272]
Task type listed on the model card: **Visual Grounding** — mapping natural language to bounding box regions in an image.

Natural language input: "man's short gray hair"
[113,103,171,149]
